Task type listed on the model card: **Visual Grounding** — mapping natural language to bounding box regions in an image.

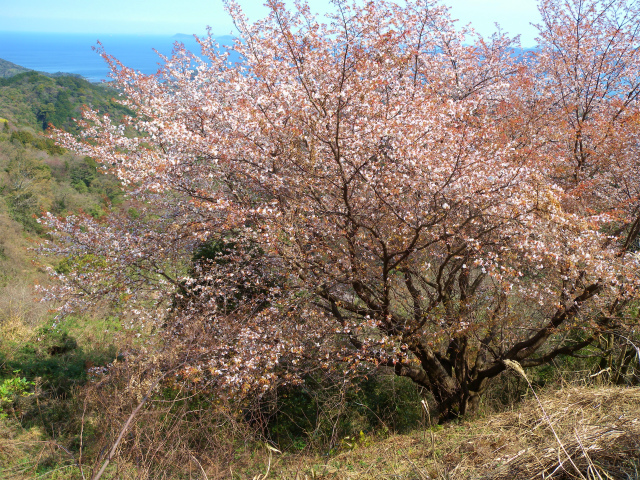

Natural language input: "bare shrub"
[81,351,265,480]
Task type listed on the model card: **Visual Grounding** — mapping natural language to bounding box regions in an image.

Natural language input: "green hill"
[0,56,85,81]
[0,70,132,132]
[0,58,31,78]
[0,63,129,284]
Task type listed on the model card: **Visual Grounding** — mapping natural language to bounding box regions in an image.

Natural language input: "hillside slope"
[0,70,132,131]
[0,58,31,78]
[0,63,127,286]
[266,386,640,480]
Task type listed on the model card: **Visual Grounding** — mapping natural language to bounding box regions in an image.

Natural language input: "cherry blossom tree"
[44,0,640,419]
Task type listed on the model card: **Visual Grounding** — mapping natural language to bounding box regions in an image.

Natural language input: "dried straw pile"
[467,387,640,479]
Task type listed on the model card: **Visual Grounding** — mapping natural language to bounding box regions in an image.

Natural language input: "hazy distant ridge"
[0,58,31,78]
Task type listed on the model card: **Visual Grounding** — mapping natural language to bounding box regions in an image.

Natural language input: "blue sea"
[0,32,234,83]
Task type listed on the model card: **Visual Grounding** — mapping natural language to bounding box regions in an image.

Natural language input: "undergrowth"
[1,307,639,480]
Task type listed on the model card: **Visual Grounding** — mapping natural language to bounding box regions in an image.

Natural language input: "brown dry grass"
[476,387,640,480]
[1,379,638,479]
[263,386,640,480]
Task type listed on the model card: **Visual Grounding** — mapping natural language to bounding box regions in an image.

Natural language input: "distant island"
[172,33,196,39]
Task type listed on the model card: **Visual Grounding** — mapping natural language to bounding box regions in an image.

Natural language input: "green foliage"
[9,129,65,155]
[185,236,273,313]
[36,102,56,129]
[193,237,238,264]
[338,430,373,452]
[2,149,52,232]
[0,68,126,236]
[265,374,425,452]
[0,66,127,299]
[0,58,30,79]
[0,372,34,403]
[69,156,97,192]
[127,206,140,219]
[56,253,108,276]
[0,132,120,232]
[89,173,123,205]
[0,372,35,419]
[10,129,34,145]
[0,71,134,133]
[1,319,117,398]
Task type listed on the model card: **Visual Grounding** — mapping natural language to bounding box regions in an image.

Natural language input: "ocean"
[0,32,233,83]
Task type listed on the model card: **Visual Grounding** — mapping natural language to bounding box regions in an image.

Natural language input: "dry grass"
[0,420,82,480]
[263,386,640,480]
[1,314,638,480]
[477,387,640,479]
[0,282,49,328]
[1,374,638,479]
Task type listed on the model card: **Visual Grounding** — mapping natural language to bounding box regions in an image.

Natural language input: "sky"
[0,0,541,46]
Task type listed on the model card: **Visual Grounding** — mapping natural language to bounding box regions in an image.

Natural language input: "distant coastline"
[0,32,233,82]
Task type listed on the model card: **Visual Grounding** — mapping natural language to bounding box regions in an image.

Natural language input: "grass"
[250,385,640,480]
[1,304,638,480]
[0,310,122,479]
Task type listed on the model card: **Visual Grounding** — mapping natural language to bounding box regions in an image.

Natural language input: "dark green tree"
[36,102,56,130]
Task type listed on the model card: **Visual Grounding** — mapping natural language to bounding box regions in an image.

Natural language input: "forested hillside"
[0,67,126,262]
[0,65,127,344]
[0,71,132,131]
[0,58,30,79]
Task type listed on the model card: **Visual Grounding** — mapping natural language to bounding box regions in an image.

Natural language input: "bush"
[0,372,35,418]
[10,130,35,146]
[263,371,425,452]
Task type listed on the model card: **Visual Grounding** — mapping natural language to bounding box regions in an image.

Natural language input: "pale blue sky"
[0,0,541,46]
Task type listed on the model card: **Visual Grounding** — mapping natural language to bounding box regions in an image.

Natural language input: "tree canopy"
[45,0,640,419]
